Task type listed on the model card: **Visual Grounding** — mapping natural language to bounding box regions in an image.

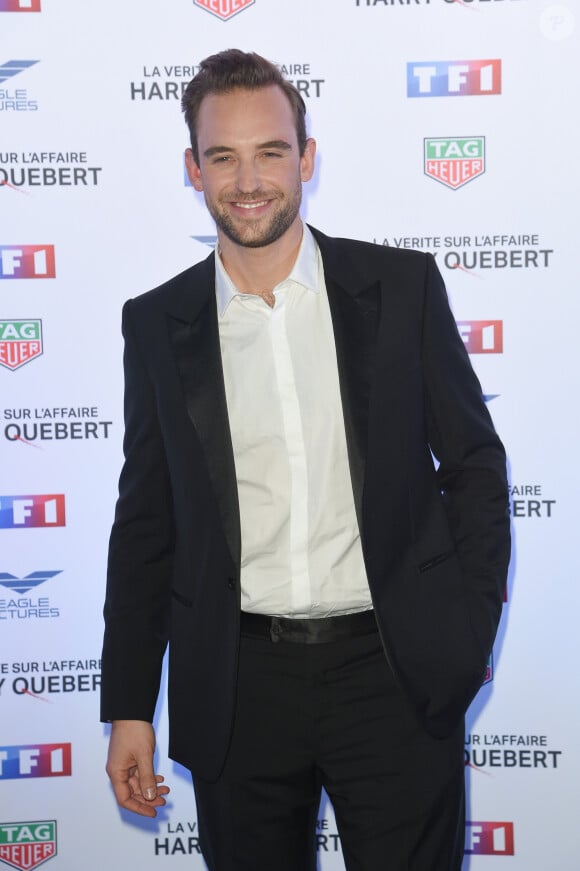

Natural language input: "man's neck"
[218,219,304,296]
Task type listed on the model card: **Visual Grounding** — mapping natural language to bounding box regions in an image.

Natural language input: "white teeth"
[233,201,268,209]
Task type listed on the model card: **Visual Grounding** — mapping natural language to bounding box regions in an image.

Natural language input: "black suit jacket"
[101,227,510,779]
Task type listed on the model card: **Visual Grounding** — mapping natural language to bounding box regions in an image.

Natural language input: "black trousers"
[192,629,465,871]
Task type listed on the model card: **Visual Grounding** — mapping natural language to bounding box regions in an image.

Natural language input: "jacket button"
[227,577,236,590]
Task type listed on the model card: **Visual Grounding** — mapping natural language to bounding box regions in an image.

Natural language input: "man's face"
[185,86,315,249]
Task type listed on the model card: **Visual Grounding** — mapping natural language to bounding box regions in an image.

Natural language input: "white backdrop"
[1,1,579,868]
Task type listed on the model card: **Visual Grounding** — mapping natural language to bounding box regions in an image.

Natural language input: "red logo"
[482,652,493,685]
[0,320,43,371]
[424,137,485,190]
[193,0,255,20]
[0,0,41,10]
[0,246,55,279]
[457,320,503,354]
[0,821,56,871]
[465,821,514,855]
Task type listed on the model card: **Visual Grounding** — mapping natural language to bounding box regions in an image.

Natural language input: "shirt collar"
[215,223,319,317]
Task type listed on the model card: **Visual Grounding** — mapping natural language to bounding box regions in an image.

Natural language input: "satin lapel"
[166,291,241,568]
[325,275,381,533]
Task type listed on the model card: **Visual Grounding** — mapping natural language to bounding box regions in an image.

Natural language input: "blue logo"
[0,59,38,84]
[0,570,61,593]
[191,236,217,248]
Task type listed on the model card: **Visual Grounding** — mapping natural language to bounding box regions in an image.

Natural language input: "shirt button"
[227,578,236,590]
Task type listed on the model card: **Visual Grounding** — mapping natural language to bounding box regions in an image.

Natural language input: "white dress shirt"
[215,225,372,618]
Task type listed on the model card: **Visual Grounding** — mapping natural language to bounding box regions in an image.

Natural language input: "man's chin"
[218,220,293,250]
[229,234,281,249]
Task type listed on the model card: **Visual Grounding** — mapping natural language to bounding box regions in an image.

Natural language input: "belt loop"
[270,616,281,643]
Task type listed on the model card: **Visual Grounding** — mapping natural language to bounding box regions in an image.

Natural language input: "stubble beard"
[206,181,302,249]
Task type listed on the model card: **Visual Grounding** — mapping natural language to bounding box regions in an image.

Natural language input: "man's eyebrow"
[258,140,292,151]
[203,145,234,159]
[203,140,293,159]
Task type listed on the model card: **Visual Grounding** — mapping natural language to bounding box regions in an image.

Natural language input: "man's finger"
[135,755,158,801]
[111,773,169,817]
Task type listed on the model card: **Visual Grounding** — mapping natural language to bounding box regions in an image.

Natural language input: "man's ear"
[300,138,316,183]
[185,148,203,191]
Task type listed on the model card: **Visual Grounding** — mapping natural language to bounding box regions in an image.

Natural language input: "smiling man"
[184,82,315,305]
[101,50,510,871]
[189,93,309,248]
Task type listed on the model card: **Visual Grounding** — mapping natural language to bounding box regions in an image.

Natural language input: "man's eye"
[262,151,282,159]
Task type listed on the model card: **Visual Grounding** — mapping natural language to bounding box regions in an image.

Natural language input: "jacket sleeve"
[422,254,511,657]
[100,299,174,723]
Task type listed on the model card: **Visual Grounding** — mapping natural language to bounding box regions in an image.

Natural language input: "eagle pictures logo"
[193,0,254,20]
[424,137,485,190]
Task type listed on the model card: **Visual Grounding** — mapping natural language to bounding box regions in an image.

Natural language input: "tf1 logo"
[465,821,514,855]
[0,246,55,279]
[407,60,501,97]
[0,495,66,528]
[0,0,41,9]
[457,321,503,354]
[0,744,71,779]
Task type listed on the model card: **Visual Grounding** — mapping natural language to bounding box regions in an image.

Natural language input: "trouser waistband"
[240,609,378,644]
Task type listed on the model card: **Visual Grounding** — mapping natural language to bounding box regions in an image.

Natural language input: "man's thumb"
[138,761,158,801]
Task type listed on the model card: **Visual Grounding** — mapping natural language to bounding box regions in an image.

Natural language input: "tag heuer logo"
[0,320,43,371]
[424,137,485,190]
[193,0,255,21]
[0,821,56,871]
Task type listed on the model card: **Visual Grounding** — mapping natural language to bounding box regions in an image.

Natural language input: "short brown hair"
[181,49,307,162]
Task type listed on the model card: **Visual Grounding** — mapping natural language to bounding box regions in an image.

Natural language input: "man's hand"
[106,719,170,817]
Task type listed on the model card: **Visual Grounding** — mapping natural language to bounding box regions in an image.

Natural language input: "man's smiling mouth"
[232,200,269,210]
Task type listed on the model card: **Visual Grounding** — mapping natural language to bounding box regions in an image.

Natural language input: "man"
[102,49,510,871]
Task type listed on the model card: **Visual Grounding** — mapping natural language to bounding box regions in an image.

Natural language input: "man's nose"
[235,158,260,193]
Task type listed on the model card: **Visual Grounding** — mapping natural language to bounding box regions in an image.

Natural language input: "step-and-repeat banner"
[2,1,578,868]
